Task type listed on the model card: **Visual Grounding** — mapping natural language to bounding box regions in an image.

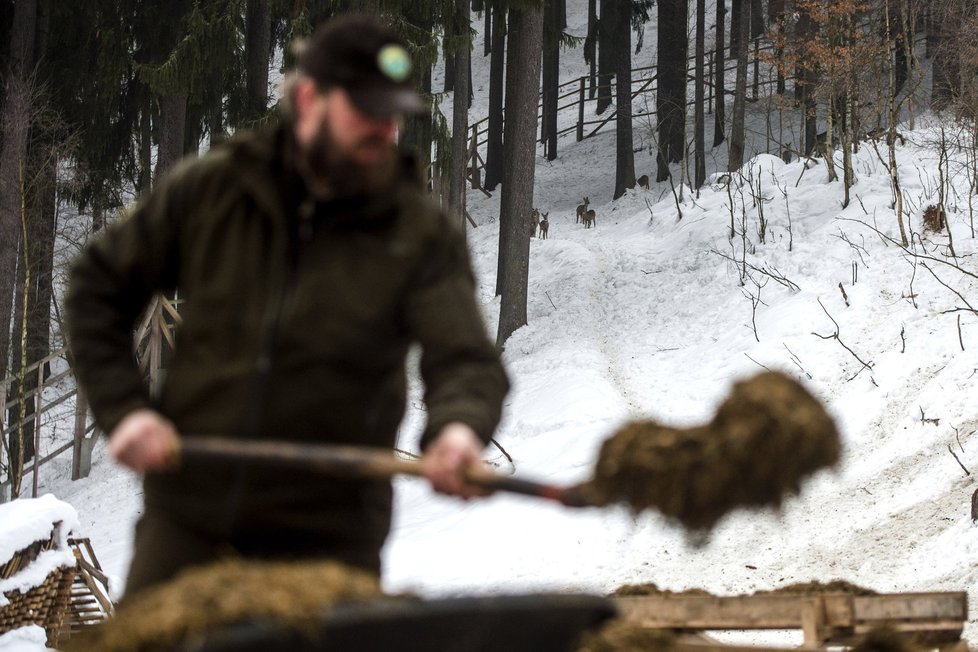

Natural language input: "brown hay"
[611,583,713,597]
[582,371,841,533]
[63,558,385,652]
[576,618,676,652]
[851,626,923,652]
[922,204,945,232]
[761,579,877,596]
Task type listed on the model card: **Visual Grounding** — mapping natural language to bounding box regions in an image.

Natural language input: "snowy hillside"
[4,2,978,650]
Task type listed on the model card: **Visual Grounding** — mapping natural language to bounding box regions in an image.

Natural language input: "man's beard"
[301,122,398,196]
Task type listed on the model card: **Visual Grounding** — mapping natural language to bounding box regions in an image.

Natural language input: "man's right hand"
[108,409,180,473]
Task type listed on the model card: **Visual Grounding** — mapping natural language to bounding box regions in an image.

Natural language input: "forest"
[0,0,975,498]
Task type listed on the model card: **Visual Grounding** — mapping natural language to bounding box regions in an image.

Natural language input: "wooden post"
[148,297,163,397]
[468,126,481,189]
[72,387,93,481]
[577,77,585,141]
[801,597,827,648]
[32,364,43,498]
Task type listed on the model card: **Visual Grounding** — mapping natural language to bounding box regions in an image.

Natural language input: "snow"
[0,627,54,652]
[5,2,978,650]
[0,495,78,568]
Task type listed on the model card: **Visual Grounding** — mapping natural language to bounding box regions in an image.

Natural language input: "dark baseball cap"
[297,13,425,119]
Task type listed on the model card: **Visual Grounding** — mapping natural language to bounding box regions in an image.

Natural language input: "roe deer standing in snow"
[539,212,549,239]
[582,208,596,228]
[576,196,589,224]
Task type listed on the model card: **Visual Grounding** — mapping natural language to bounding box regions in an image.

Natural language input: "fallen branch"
[709,247,801,292]
[947,444,970,476]
[783,343,812,380]
[919,406,940,426]
[811,297,873,381]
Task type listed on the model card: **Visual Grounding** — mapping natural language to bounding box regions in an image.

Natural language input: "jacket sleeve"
[402,210,510,451]
[65,162,193,433]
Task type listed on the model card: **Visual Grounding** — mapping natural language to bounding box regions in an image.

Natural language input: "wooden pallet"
[613,591,969,650]
[62,537,113,640]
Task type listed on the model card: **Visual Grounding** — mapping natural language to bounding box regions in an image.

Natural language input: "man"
[65,13,509,596]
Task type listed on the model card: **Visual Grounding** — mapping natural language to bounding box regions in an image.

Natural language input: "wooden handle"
[178,437,424,480]
[177,437,594,507]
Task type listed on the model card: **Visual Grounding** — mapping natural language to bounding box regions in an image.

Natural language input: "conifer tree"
[613,0,635,199]
[656,0,687,182]
[496,1,543,346]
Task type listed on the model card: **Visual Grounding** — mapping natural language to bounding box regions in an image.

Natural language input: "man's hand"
[108,409,180,473]
[422,423,487,500]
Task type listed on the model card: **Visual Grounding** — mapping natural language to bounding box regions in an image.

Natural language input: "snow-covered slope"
[6,2,978,650]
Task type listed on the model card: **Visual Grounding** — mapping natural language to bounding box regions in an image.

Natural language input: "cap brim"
[348,87,425,119]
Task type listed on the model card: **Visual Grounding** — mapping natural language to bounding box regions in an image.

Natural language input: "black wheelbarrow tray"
[173,593,618,652]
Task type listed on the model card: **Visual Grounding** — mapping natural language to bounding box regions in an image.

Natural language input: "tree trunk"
[496,5,542,347]
[656,0,687,182]
[484,2,492,57]
[730,0,743,58]
[156,93,187,180]
[931,13,958,110]
[586,0,597,99]
[0,0,38,381]
[542,0,559,161]
[613,0,634,199]
[245,0,271,122]
[796,7,818,155]
[694,0,706,188]
[138,91,153,197]
[444,33,456,93]
[728,0,749,172]
[770,0,786,95]
[596,0,614,114]
[749,0,765,39]
[713,0,726,146]
[8,137,57,471]
[484,1,506,191]
[448,1,471,224]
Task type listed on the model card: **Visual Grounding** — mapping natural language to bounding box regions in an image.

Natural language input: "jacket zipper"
[222,196,315,535]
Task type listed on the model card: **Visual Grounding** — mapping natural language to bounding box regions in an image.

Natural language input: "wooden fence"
[461,39,779,189]
[0,295,180,502]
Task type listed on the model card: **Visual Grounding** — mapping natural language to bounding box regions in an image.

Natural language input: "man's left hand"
[422,423,487,500]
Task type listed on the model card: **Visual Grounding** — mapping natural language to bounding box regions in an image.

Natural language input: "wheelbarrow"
[174,593,617,652]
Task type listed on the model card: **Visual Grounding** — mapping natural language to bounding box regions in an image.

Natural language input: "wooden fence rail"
[458,40,779,189]
[0,295,180,503]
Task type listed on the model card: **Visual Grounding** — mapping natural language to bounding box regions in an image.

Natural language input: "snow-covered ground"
[4,3,978,650]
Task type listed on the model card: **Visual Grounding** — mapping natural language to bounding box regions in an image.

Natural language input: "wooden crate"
[613,591,969,650]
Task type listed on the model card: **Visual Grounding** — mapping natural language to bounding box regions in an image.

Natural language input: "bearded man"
[65,13,509,597]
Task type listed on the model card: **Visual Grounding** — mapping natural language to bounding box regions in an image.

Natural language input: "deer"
[575,196,589,224]
[582,208,596,229]
[538,211,549,239]
[637,174,649,189]
[530,208,540,237]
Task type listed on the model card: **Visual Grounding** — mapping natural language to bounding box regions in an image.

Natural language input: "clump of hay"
[611,584,713,598]
[576,618,676,652]
[851,626,923,652]
[922,204,945,233]
[64,558,385,652]
[762,579,877,596]
[581,371,841,533]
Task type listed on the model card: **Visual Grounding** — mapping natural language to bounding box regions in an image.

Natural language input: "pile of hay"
[63,558,385,652]
[582,371,841,532]
[575,618,676,652]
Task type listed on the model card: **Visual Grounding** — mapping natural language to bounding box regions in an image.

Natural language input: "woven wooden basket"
[0,562,77,647]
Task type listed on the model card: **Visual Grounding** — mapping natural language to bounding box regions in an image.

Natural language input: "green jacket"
[66,123,509,569]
